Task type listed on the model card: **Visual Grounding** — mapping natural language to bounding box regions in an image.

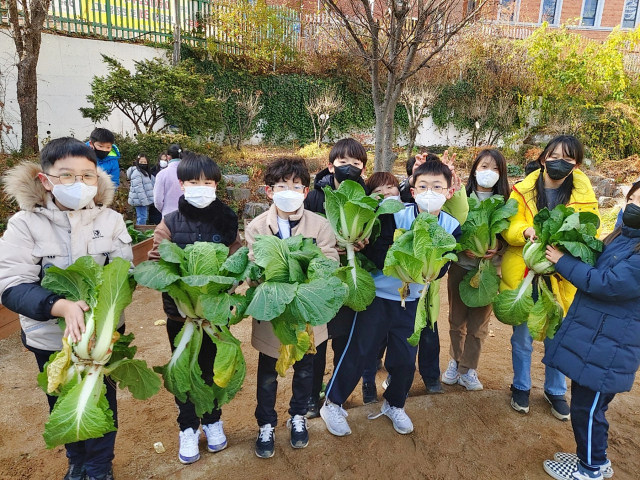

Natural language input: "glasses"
[47,173,99,186]
[415,185,445,194]
[271,184,305,192]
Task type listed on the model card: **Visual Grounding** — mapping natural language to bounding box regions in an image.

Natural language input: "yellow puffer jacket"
[500,169,599,315]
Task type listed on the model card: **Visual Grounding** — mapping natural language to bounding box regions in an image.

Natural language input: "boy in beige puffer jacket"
[0,137,132,480]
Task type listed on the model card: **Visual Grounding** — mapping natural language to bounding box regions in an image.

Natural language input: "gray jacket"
[127,166,154,207]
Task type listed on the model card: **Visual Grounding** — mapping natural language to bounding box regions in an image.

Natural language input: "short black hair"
[405,156,416,176]
[329,138,368,166]
[167,144,182,160]
[366,172,400,192]
[41,137,97,172]
[177,152,221,182]
[413,159,452,187]
[264,157,311,187]
[89,128,115,144]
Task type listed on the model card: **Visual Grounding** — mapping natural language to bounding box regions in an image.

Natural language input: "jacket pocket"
[32,242,68,259]
[591,315,607,344]
[88,237,115,257]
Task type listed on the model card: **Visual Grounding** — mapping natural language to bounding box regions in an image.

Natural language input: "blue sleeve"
[615,209,623,229]
[108,160,120,187]
[555,252,640,301]
[1,283,63,320]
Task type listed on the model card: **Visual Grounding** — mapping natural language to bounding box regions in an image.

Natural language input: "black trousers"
[326,296,418,408]
[418,320,441,380]
[32,336,121,478]
[255,352,313,427]
[166,319,221,431]
[570,381,616,469]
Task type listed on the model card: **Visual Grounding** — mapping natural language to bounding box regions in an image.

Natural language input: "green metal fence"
[0,0,301,50]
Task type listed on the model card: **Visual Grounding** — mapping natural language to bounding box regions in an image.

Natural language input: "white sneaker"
[441,359,460,385]
[202,421,227,453]
[369,400,413,434]
[553,453,613,479]
[178,428,201,464]
[543,459,603,480]
[320,399,352,436]
[381,374,391,390]
[458,369,483,391]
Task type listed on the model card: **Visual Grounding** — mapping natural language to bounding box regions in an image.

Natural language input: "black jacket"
[304,168,369,215]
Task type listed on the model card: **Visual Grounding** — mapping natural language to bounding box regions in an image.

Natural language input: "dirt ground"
[1,283,639,480]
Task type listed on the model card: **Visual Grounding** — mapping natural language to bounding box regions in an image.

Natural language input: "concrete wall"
[0,31,166,151]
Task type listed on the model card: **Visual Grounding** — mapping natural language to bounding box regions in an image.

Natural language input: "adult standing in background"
[154,144,183,217]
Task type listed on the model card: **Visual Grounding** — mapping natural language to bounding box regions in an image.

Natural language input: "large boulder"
[243,202,270,220]
[598,196,617,208]
[585,173,618,198]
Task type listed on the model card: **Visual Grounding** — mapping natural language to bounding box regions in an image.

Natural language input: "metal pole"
[173,0,181,65]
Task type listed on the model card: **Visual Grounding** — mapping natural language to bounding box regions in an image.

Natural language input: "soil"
[1,283,639,480]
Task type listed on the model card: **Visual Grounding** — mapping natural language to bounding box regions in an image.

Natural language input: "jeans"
[511,322,567,395]
[135,205,149,225]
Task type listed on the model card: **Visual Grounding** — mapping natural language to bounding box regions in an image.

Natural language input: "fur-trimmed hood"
[2,162,115,211]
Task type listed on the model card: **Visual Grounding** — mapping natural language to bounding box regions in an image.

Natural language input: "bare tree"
[7,0,52,153]
[230,91,263,150]
[305,88,344,146]
[322,0,485,171]
[399,82,437,160]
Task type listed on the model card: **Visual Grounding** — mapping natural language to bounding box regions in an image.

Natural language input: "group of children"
[0,133,639,480]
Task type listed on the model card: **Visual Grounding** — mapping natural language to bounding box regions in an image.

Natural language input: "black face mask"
[94,149,110,160]
[544,159,575,181]
[334,165,362,183]
[622,203,640,229]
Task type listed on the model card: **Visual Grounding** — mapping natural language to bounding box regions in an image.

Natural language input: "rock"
[598,196,617,208]
[523,133,555,146]
[257,185,267,197]
[153,319,167,326]
[153,442,165,454]
[223,174,249,185]
[243,202,270,220]
[226,187,251,201]
[586,173,617,198]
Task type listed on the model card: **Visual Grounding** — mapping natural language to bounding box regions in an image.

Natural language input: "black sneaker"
[255,424,275,459]
[544,391,571,421]
[84,469,113,480]
[362,382,378,405]
[287,415,309,449]
[424,377,444,394]
[305,396,320,419]
[510,385,530,414]
[64,463,85,480]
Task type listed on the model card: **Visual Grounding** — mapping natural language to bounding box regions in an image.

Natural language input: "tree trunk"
[16,55,39,154]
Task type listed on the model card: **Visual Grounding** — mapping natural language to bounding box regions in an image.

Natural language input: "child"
[153,144,183,217]
[0,137,132,480]
[501,135,599,420]
[148,153,241,465]
[320,160,461,436]
[442,149,511,391]
[359,172,402,404]
[245,157,339,458]
[303,138,369,417]
[540,181,640,480]
[87,128,121,187]
[148,153,168,225]
[127,153,154,225]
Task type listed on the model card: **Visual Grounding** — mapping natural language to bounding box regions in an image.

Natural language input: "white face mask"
[475,170,500,189]
[184,186,216,209]
[382,195,401,203]
[159,160,168,168]
[415,191,447,214]
[273,190,305,213]
[47,177,97,210]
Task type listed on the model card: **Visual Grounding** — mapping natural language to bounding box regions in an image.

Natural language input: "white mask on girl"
[475,170,500,189]
[184,186,216,208]
[273,190,305,212]
[47,177,97,210]
[415,191,447,214]
[159,160,168,168]
[382,195,402,203]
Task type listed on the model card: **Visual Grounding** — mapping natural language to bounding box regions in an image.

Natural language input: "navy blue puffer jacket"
[543,225,640,394]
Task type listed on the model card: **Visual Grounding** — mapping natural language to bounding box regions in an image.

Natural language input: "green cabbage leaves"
[39,256,160,448]
[133,241,255,416]
[244,235,349,376]
[383,213,458,346]
[494,205,603,340]
[457,194,518,307]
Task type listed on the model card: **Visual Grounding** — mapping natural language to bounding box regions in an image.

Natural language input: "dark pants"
[148,204,162,225]
[255,352,313,427]
[570,381,616,469]
[418,321,441,380]
[362,336,387,384]
[166,319,221,431]
[33,345,118,478]
[327,296,418,408]
[311,336,349,398]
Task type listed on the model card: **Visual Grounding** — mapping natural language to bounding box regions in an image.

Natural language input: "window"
[540,0,560,24]
[622,0,639,28]
[581,0,604,27]
[498,0,518,21]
